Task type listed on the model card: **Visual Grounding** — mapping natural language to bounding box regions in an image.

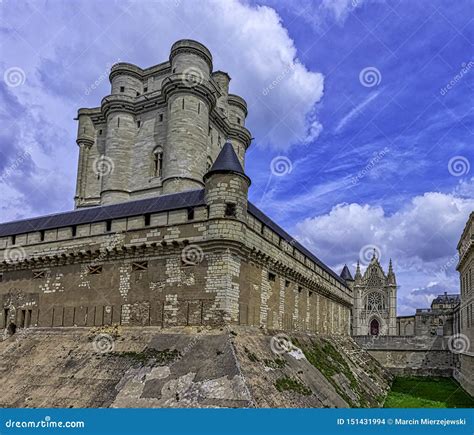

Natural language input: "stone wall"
[354,335,456,377]
[0,198,351,335]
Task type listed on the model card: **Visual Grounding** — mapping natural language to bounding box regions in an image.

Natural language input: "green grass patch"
[275,376,311,396]
[263,358,286,369]
[384,377,474,408]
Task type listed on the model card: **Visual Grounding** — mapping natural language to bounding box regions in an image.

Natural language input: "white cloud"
[335,90,380,133]
[293,181,474,314]
[0,0,327,221]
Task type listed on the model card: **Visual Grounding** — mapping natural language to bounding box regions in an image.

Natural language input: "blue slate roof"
[204,142,250,184]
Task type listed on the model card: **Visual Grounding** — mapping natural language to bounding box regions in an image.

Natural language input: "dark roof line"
[0,190,205,237]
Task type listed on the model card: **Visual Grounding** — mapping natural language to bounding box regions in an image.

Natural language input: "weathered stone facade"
[0,40,352,336]
[347,256,397,336]
[455,212,474,395]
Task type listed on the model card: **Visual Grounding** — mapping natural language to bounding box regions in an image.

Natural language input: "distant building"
[397,292,460,337]
[343,254,397,336]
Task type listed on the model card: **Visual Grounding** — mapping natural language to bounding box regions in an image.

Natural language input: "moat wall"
[354,335,456,377]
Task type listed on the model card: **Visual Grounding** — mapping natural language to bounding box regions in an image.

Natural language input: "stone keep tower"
[74,39,251,207]
[342,254,397,336]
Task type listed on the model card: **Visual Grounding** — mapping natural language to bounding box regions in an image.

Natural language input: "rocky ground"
[0,326,392,408]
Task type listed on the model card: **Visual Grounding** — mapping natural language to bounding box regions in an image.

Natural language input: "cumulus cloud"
[0,0,328,221]
[293,181,474,314]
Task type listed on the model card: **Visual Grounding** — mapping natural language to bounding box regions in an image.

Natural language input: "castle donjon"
[0,40,352,334]
[0,40,472,404]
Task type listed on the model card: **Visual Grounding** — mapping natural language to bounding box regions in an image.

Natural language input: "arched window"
[152,147,163,178]
[366,292,384,311]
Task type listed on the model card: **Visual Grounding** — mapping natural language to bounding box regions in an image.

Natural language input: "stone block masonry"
[0,40,352,336]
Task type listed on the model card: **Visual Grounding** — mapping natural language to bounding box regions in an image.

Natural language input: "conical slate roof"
[340,264,354,281]
[204,142,251,184]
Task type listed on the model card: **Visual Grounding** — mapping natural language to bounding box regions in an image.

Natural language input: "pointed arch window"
[152,146,163,178]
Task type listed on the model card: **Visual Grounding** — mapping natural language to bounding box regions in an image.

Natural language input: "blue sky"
[0,0,473,314]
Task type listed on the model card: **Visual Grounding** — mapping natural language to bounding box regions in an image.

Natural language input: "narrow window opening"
[117,117,120,127]
[144,86,148,92]
[225,203,237,218]
[173,68,176,73]
[120,86,125,92]
[136,91,140,97]
[11,235,16,245]
[39,230,45,242]
[106,220,112,232]
[285,280,290,288]
[298,286,303,294]
[237,117,241,125]
[198,102,201,114]
[268,272,276,282]
[137,120,141,128]
[159,114,163,122]
[182,98,185,109]
[0,274,3,283]
[153,149,163,177]
[144,213,151,226]
[99,129,103,135]
[3,308,9,328]
[71,225,77,237]
[187,208,195,221]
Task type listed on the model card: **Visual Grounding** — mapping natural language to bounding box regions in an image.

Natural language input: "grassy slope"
[384,377,474,408]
